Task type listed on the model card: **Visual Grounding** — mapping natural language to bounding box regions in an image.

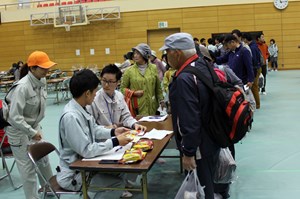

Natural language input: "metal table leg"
[141,172,148,199]
[81,170,89,199]
[54,83,60,104]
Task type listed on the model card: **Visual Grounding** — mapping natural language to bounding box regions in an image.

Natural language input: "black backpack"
[0,99,10,129]
[183,64,253,148]
[0,83,19,129]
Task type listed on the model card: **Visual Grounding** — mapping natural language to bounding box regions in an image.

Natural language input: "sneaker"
[120,191,133,198]
[156,158,166,164]
[262,91,267,95]
[214,193,223,199]
[275,69,278,71]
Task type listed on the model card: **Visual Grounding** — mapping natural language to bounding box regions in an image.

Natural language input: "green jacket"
[120,63,163,116]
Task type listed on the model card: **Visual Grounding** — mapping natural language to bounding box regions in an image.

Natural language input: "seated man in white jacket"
[86,64,146,132]
[57,69,133,198]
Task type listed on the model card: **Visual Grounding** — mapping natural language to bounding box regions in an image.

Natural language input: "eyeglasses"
[101,79,118,85]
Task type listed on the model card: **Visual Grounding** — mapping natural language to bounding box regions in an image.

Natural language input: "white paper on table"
[139,128,173,140]
[138,115,168,122]
[82,143,132,161]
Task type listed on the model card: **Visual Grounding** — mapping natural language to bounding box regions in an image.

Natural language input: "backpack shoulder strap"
[183,66,214,92]
[4,81,20,104]
[182,59,218,93]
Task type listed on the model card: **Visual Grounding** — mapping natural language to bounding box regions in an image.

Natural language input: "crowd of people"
[1,29,279,199]
[1,61,24,81]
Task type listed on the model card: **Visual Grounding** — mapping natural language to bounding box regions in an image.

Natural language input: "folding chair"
[0,131,22,190]
[60,72,67,77]
[27,142,81,199]
[61,77,71,100]
[49,73,59,79]
[47,73,59,93]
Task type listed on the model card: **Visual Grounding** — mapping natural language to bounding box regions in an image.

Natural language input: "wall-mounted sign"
[158,21,168,28]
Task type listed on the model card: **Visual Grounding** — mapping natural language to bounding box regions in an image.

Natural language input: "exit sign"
[158,21,168,28]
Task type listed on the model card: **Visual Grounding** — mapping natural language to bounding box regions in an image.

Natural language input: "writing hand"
[114,127,131,136]
[117,132,133,146]
[134,123,147,132]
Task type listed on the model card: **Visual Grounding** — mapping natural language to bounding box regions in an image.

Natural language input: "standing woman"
[14,61,24,81]
[5,51,56,199]
[268,39,279,71]
[120,43,164,116]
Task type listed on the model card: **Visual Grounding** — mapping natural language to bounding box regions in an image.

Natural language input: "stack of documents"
[140,128,173,140]
[82,143,132,161]
[138,115,168,122]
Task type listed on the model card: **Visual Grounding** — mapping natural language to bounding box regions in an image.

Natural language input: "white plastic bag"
[214,148,236,184]
[245,89,256,111]
[258,73,264,88]
[174,169,205,199]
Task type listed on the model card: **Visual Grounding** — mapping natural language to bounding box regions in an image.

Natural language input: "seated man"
[57,69,133,198]
[86,64,146,132]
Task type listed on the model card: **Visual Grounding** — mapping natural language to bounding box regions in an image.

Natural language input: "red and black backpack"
[183,63,253,148]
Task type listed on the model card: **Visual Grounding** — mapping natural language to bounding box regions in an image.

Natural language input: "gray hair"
[181,49,196,57]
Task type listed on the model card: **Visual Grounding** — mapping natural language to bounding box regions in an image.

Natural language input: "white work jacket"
[86,89,137,128]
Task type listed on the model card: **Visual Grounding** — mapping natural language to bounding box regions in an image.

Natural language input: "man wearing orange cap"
[4,51,56,199]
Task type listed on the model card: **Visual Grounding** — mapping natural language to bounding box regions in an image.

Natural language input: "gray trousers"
[57,167,136,198]
[89,173,126,199]
[10,136,53,199]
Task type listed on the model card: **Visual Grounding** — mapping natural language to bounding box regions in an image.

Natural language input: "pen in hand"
[115,146,123,152]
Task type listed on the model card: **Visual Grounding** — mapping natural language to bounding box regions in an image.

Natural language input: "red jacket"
[0,129,9,148]
[257,42,270,64]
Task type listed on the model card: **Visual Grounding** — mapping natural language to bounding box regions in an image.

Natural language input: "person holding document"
[87,64,146,132]
[57,69,134,198]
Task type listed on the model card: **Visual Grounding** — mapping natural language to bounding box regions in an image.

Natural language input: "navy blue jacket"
[249,41,261,70]
[169,57,219,158]
[216,45,254,84]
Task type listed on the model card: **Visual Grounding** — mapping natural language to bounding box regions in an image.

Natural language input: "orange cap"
[27,51,57,69]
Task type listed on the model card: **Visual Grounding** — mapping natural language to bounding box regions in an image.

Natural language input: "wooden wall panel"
[182,6,218,42]
[0,2,300,71]
[218,4,255,15]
